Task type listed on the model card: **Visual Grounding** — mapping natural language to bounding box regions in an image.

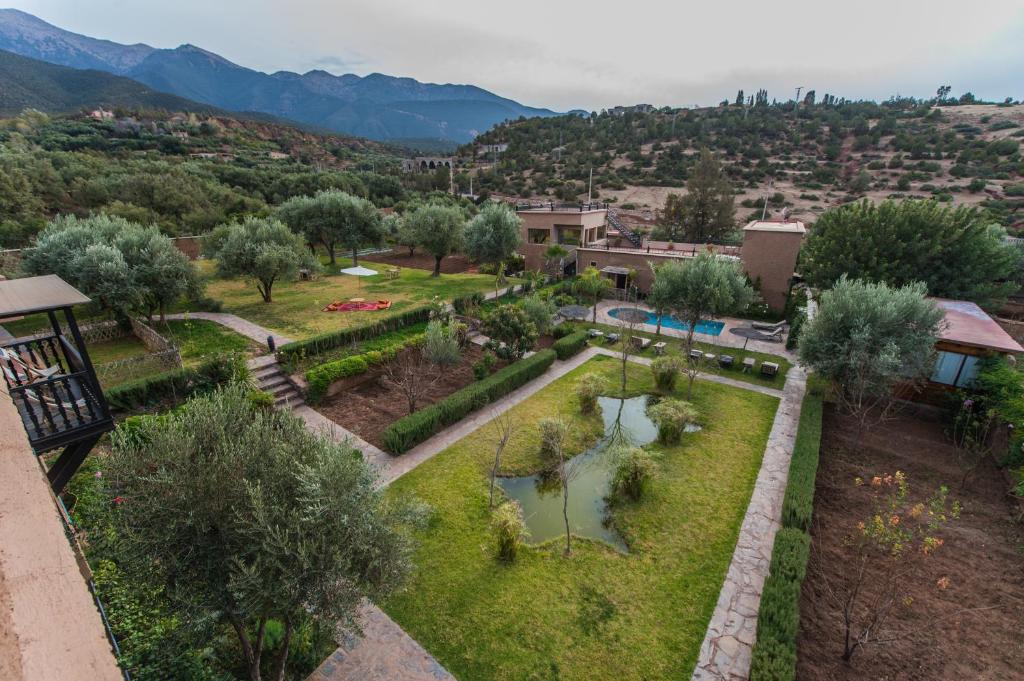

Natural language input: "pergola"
[0,275,114,491]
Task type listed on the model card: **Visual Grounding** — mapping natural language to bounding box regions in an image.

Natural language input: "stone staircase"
[248,355,304,410]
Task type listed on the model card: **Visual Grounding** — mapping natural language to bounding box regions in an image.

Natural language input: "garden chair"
[742,357,756,373]
[761,361,780,378]
[719,355,734,369]
[688,348,703,361]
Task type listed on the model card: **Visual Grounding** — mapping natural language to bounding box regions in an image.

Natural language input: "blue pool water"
[608,307,725,336]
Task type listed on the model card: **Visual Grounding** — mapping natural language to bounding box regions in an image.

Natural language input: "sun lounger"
[0,347,62,383]
[606,333,621,344]
[631,336,651,350]
[588,329,604,338]
[688,348,704,361]
[742,357,756,373]
[751,320,786,332]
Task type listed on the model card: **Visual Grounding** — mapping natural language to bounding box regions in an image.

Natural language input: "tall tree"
[407,204,465,277]
[679,147,735,242]
[464,203,522,295]
[109,386,411,681]
[645,263,673,335]
[113,225,198,322]
[209,217,319,303]
[798,276,943,437]
[649,253,753,352]
[277,190,384,266]
[802,199,1020,306]
[653,193,687,242]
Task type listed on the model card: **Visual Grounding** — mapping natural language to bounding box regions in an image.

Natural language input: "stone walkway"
[164,312,293,346]
[691,365,808,681]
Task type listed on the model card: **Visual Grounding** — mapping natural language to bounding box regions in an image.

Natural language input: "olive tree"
[108,386,411,681]
[407,204,465,277]
[649,252,753,352]
[210,217,319,303]
[464,203,522,295]
[798,276,944,436]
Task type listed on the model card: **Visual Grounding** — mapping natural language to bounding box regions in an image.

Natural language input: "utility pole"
[449,162,454,196]
[761,180,773,221]
[794,86,804,112]
[588,167,593,203]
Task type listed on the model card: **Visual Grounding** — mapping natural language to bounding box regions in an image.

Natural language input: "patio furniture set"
[587,330,782,378]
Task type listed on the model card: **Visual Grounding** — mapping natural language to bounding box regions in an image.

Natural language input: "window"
[930,351,981,387]
[527,228,549,244]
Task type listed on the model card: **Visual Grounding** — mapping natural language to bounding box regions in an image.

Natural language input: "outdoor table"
[653,342,667,355]
[704,353,716,363]
[719,355,734,369]
[689,348,704,361]
[632,336,651,350]
[761,361,780,377]
[742,357,756,373]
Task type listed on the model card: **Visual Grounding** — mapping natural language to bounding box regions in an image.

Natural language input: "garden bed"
[381,356,779,679]
[796,406,1024,680]
[315,343,502,449]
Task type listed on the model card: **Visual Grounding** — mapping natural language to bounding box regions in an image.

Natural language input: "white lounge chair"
[0,347,62,383]
[751,320,786,332]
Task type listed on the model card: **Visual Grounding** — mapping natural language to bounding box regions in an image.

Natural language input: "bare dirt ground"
[315,344,501,449]
[362,248,479,275]
[796,406,1024,680]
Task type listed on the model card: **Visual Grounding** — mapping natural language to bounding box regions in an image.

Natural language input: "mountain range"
[0,8,560,142]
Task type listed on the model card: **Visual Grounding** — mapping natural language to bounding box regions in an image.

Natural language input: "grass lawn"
[190,258,512,341]
[567,321,791,389]
[155,319,260,366]
[383,355,778,680]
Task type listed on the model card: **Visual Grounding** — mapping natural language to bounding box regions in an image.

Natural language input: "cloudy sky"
[13,0,1024,111]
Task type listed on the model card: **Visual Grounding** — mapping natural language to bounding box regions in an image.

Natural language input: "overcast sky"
[12,0,1024,111]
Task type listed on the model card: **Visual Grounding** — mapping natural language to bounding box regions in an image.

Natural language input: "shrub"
[538,416,569,466]
[553,330,588,360]
[276,305,431,365]
[493,502,527,562]
[247,390,275,410]
[423,320,461,367]
[304,335,423,404]
[483,304,538,360]
[472,352,497,380]
[551,323,576,339]
[780,387,824,531]
[520,295,556,335]
[105,353,247,411]
[749,528,811,681]
[647,398,698,445]
[575,372,607,414]
[382,350,556,453]
[650,356,682,391]
[612,447,654,501]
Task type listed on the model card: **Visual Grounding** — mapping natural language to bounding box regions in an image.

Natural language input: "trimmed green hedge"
[304,335,422,404]
[105,353,245,412]
[749,528,812,681]
[276,305,431,366]
[382,349,556,454]
[780,387,824,532]
[553,330,588,360]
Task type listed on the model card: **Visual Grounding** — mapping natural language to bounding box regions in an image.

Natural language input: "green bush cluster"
[382,350,556,454]
[749,387,823,681]
[304,334,423,404]
[552,330,589,359]
[276,305,431,366]
[551,323,577,339]
[749,529,811,681]
[452,291,485,315]
[105,353,246,412]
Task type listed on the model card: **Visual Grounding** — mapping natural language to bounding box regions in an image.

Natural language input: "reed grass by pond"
[383,355,779,680]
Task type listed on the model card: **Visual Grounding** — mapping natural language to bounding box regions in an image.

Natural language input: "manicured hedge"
[749,528,812,681]
[276,305,431,365]
[304,334,422,404]
[105,354,244,412]
[552,330,588,360]
[382,349,556,454]
[780,388,824,532]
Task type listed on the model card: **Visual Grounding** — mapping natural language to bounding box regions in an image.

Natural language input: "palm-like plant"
[572,266,612,323]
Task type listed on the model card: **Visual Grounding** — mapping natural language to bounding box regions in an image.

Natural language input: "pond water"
[496,395,660,552]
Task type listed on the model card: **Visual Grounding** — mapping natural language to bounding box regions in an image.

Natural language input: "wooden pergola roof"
[0,276,91,318]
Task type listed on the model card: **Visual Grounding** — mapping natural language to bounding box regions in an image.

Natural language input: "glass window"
[956,355,980,387]
[527,229,549,244]
[930,351,963,385]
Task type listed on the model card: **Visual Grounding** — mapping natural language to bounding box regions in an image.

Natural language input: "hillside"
[0,47,226,116]
[462,99,1024,233]
[0,8,561,142]
[0,105,404,248]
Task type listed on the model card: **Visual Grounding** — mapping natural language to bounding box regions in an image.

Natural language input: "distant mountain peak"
[0,9,562,141]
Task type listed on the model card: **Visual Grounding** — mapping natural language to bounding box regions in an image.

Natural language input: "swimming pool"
[607,307,725,336]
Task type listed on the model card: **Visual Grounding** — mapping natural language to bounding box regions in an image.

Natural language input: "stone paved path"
[691,365,807,681]
[164,312,293,346]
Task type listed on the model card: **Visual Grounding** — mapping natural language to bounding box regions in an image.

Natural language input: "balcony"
[0,275,114,492]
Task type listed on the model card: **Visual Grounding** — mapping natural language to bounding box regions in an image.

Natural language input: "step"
[267,381,294,397]
[258,375,289,391]
[252,365,282,380]
[247,354,278,370]
[274,391,303,409]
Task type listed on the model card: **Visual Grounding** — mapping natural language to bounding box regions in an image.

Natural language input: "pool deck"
[593,300,797,361]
